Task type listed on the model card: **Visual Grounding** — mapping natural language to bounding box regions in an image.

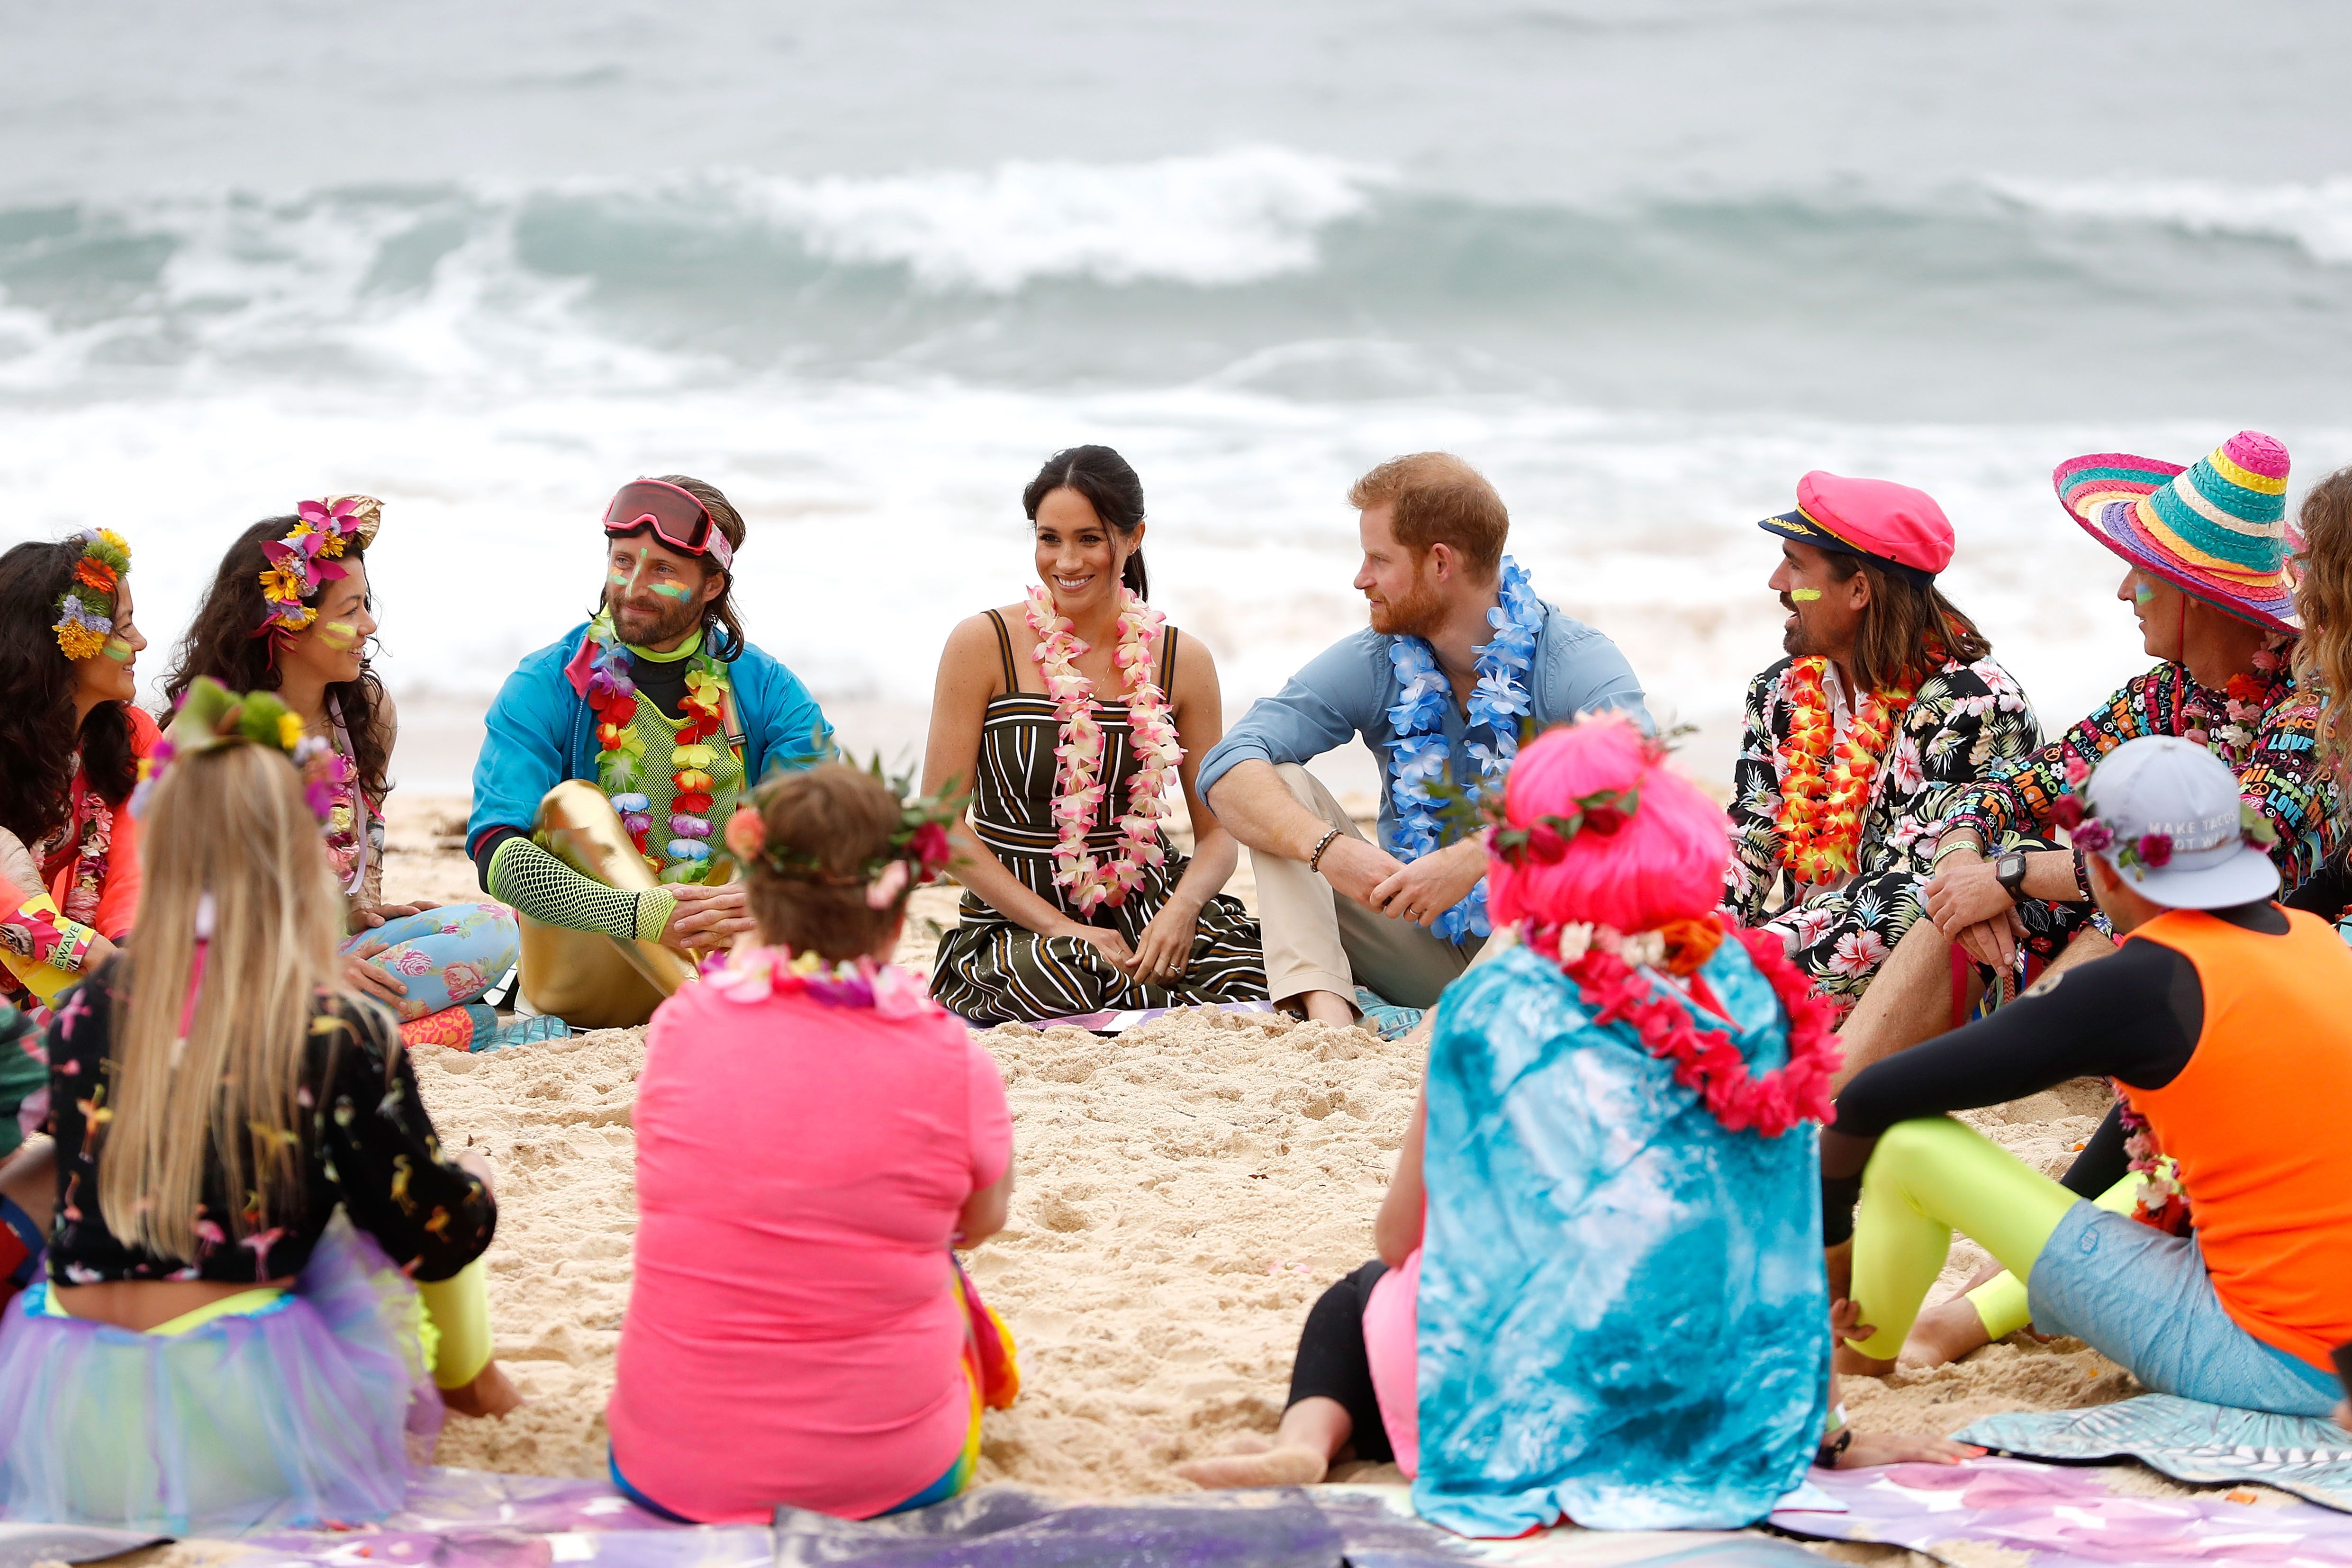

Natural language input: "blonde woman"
[0,682,510,1535]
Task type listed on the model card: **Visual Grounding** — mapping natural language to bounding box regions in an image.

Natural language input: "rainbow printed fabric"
[2054,431,2296,632]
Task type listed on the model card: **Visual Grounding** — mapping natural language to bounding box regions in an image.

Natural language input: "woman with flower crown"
[607,761,1018,1521]
[1174,715,1972,1523]
[163,500,524,1052]
[924,446,1265,1024]
[0,530,154,1026]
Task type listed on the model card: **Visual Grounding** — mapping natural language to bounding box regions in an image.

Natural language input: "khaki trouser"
[1255,764,1493,1011]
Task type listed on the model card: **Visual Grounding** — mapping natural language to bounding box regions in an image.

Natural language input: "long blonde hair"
[2294,466,2352,781]
[99,742,357,1264]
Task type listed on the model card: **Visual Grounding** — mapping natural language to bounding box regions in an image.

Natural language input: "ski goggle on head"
[601,480,734,570]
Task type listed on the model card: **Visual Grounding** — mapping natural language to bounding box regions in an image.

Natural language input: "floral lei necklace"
[584,613,731,882]
[57,770,114,929]
[702,944,938,1020]
[1772,658,1915,887]
[1524,911,1841,1137]
[2176,643,2287,768]
[1026,585,1183,913]
[1386,555,1544,943]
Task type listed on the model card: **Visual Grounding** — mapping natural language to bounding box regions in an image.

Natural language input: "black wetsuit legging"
[1285,1259,1396,1462]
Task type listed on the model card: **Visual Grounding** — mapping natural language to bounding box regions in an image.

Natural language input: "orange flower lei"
[1772,658,1913,886]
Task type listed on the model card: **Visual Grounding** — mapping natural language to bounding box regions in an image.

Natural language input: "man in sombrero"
[1726,471,2055,1063]
[1833,432,2342,1086]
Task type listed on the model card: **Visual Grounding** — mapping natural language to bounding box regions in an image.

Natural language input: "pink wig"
[1487,713,1730,933]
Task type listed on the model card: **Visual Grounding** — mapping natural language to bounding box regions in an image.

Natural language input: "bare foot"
[440,1359,523,1419]
[1899,1297,1993,1370]
[1174,1443,1330,1489]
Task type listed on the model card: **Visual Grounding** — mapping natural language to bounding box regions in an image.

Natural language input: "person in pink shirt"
[606,762,1018,1522]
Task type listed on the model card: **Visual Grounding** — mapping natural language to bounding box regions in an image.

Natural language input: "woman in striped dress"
[924,446,1264,1025]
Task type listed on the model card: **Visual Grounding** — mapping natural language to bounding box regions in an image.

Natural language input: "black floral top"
[1943,658,2342,897]
[43,963,495,1286]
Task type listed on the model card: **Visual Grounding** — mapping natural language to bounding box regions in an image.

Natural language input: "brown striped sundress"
[928,609,1266,1025]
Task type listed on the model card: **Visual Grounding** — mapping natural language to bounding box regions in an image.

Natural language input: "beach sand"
[384,793,2154,1508]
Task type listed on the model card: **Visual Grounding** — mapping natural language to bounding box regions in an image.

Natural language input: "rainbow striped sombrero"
[2053,431,2297,634]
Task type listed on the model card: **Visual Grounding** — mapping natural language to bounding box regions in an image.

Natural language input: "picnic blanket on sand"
[1773,1454,2352,1566]
[64,1463,2352,1568]
[1961,1393,2352,1514]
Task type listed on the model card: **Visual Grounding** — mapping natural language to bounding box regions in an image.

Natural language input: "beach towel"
[1959,1393,2352,1513]
[1413,942,1829,1537]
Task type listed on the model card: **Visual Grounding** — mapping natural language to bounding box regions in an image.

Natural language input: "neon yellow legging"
[417,1261,496,1390]
[1847,1116,2102,1360]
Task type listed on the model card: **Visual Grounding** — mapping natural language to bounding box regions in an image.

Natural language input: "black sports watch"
[1994,848,2029,902]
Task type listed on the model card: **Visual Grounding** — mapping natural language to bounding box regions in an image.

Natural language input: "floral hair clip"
[723,755,968,910]
[257,495,381,640]
[132,676,353,826]
[2052,760,2276,882]
[51,529,133,661]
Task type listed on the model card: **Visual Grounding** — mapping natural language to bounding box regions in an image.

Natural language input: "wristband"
[1930,837,1983,870]
[1308,828,1342,874]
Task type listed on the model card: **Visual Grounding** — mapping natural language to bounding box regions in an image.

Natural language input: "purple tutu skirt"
[0,1217,439,1534]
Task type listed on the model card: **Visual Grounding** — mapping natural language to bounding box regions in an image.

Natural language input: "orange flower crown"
[51,529,132,662]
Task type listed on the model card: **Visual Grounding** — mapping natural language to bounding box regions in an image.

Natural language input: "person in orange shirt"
[1821,734,2352,1416]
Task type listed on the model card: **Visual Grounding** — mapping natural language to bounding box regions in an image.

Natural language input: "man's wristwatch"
[1994,848,2029,902]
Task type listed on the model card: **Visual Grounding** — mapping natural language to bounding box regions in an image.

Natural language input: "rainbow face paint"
[2133,579,2159,609]
[317,620,360,651]
[100,635,136,663]
[1789,588,1822,602]
[647,581,694,602]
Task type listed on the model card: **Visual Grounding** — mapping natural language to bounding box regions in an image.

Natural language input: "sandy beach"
[380,794,2149,1504]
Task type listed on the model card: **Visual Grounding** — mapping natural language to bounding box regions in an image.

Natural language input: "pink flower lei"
[1522,912,1843,1137]
[1025,585,1184,913]
[698,944,938,1020]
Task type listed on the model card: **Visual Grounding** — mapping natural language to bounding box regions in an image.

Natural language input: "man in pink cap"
[1726,471,2058,1055]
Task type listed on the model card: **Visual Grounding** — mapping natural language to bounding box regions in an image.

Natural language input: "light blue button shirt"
[1196,603,1651,848]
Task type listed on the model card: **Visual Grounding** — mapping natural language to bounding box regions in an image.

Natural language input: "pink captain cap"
[1758,471,1956,586]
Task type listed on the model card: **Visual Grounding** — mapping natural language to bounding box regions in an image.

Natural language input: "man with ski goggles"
[466,475,833,1028]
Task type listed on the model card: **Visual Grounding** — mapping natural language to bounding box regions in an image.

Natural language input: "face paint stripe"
[1789,588,1822,602]
[101,636,136,662]
[317,621,359,650]
[647,581,694,601]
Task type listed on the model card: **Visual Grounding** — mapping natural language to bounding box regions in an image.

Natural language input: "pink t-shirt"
[1363,1248,1421,1477]
[607,976,1013,1523]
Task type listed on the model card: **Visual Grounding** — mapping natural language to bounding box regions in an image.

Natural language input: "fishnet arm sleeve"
[486,836,674,943]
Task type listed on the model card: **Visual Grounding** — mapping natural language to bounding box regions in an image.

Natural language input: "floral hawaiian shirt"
[1726,653,2064,1011]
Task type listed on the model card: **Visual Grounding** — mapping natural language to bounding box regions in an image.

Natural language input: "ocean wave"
[3,161,2349,420]
[714,147,1382,292]
[1986,175,2352,265]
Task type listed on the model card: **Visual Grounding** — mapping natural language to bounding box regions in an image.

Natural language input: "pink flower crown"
[724,756,967,910]
[256,496,382,639]
[133,676,353,828]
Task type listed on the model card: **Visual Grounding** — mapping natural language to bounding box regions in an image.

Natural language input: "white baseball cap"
[2080,736,2280,909]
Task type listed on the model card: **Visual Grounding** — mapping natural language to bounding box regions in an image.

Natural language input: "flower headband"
[132,676,354,826]
[257,495,382,639]
[1429,722,1683,865]
[51,529,132,662]
[724,757,968,910]
[2050,754,2277,879]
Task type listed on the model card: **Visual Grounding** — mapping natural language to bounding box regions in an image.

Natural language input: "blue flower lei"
[1384,555,1543,942]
